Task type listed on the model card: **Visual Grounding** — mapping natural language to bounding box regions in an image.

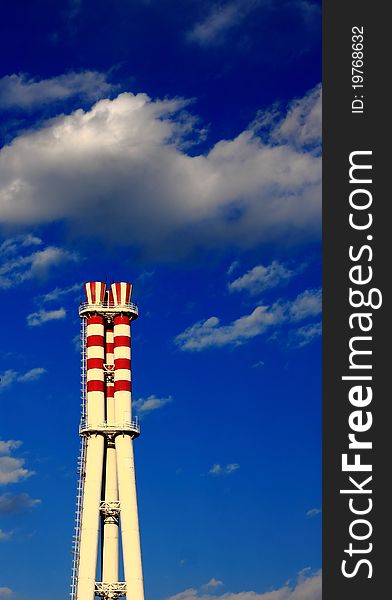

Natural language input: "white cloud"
[306,508,321,518]
[17,367,47,382]
[0,456,32,485]
[0,367,46,389]
[291,322,321,347]
[176,306,283,351]
[26,307,66,326]
[0,440,22,454]
[0,233,41,255]
[0,440,34,485]
[40,282,81,303]
[270,85,322,151]
[175,289,321,351]
[187,0,320,49]
[133,395,173,417]
[0,529,12,541]
[0,492,41,513]
[228,261,293,295]
[188,1,253,46]
[168,570,321,600]
[0,235,78,289]
[0,87,321,259]
[227,260,240,276]
[0,71,114,109]
[0,588,13,598]
[208,463,240,476]
[202,579,224,590]
[288,289,321,322]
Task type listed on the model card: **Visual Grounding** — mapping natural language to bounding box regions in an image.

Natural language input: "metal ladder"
[70,317,88,600]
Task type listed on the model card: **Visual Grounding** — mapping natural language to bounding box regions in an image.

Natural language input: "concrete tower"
[71,281,144,600]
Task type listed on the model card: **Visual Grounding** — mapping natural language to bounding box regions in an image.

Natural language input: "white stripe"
[87,346,105,359]
[121,282,127,304]
[86,283,93,304]
[114,369,131,381]
[111,283,118,305]
[113,324,130,336]
[113,347,130,359]
[87,369,105,381]
[87,323,104,336]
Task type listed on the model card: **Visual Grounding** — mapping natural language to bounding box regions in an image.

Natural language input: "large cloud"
[0,86,321,259]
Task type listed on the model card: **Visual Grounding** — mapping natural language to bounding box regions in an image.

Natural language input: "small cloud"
[0,367,46,389]
[176,288,321,352]
[40,282,81,303]
[167,569,321,600]
[0,236,78,289]
[17,367,47,382]
[202,578,224,590]
[0,492,41,514]
[133,395,173,417]
[26,307,66,326]
[0,441,21,455]
[0,587,13,598]
[0,370,18,388]
[228,261,294,296]
[0,440,34,485]
[227,260,240,276]
[0,234,41,256]
[73,333,81,352]
[306,508,321,518]
[291,322,321,347]
[175,305,284,351]
[289,289,321,321]
[208,463,239,476]
[188,1,256,47]
[0,529,12,541]
[0,71,114,110]
[252,360,265,368]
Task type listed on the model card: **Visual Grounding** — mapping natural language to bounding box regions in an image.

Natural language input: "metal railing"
[78,301,138,317]
[79,418,140,436]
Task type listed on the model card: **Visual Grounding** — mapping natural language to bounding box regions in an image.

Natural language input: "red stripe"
[114,315,130,326]
[106,343,114,353]
[116,282,121,304]
[91,281,96,303]
[87,315,104,325]
[125,283,132,304]
[87,380,105,392]
[114,381,132,392]
[114,358,131,369]
[113,336,130,348]
[87,335,105,347]
[106,386,114,398]
[87,358,104,369]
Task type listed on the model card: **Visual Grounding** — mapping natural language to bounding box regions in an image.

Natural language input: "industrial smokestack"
[71,282,143,600]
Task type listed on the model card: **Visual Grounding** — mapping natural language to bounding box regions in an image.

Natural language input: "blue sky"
[0,2,321,599]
